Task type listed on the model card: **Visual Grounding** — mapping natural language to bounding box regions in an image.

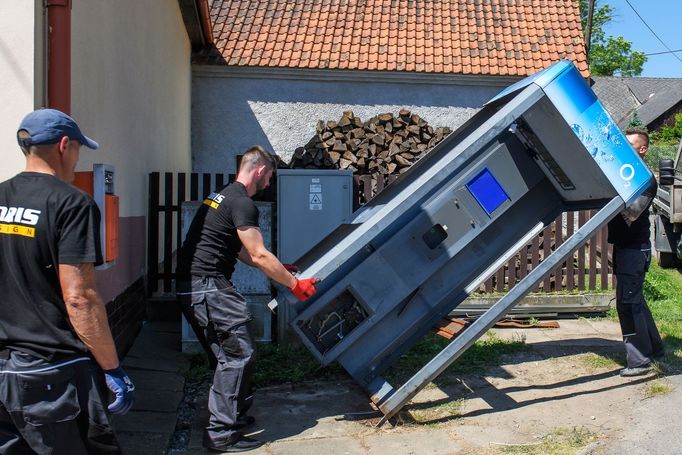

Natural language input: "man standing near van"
[608,128,664,377]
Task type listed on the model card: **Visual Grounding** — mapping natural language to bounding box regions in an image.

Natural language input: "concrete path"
[112,321,189,455]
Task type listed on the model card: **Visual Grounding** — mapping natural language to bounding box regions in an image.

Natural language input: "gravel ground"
[167,375,211,453]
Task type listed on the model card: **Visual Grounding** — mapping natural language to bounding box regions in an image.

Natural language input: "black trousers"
[614,247,664,368]
[0,352,120,455]
[177,276,256,445]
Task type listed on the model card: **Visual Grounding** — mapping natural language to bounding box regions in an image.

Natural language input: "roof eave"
[178,0,213,48]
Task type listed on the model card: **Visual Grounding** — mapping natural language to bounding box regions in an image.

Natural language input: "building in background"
[0,0,212,353]
[191,0,589,173]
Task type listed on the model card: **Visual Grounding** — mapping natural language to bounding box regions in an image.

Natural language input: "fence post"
[163,173,174,293]
[147,172,160,295]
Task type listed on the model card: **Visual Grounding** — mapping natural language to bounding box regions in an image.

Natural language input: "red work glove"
[283,263,301,273]
[290,278,319,302]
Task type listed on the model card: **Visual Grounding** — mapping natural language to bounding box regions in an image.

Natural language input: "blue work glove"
[104,366,136,415]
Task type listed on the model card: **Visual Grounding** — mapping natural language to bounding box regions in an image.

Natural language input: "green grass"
[643,261,682,371]
[254,342,345,387]
[499,427,596,455]
[579,352,620,370]
[408,398,464,423]
[185,352,213,383]
[644,379,674,398]
[386,331,528,384]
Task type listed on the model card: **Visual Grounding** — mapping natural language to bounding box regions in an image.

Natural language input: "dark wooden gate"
[147,172,234,294]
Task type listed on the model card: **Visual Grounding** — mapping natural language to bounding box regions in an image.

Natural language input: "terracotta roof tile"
[196,0,589,77]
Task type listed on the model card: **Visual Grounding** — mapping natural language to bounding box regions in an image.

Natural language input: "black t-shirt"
[0,172,102,361]
[608,180,656,250]
[177,182,259,280]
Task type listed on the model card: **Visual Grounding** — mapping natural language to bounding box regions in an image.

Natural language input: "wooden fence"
[147,172,234,294]
[147,172,613,295]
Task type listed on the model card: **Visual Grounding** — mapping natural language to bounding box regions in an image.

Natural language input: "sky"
[601,0,682,78]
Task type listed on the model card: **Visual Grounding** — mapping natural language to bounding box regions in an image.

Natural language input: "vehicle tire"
[656,249,677,268]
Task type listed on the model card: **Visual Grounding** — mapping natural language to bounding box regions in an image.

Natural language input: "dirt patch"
[382,344,659,452]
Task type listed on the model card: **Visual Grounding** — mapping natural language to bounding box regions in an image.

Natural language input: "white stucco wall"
[0,1,43,182]
[71,0,192,217]
[192,67,521,174]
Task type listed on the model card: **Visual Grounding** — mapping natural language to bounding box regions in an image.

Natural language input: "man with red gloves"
[176,145,318,453]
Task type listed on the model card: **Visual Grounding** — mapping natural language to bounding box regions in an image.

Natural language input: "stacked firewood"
[289,110,451,179]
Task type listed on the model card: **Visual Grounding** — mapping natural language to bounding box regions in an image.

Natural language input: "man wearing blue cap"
[0,108,135,453]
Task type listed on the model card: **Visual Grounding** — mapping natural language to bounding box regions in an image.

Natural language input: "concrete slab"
[126,369,185,392]
[112,410,178,434]
[123,354,189,373]
[363,429,462,455]
[132,389,183,413]
[269,436,366,455]
[116,431,168,455]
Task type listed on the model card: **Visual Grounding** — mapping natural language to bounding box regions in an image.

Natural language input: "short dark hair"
[239,145,276,171]
[625,127,649,147]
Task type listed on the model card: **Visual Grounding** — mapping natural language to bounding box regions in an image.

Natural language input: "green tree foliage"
[650,113,682,145]
[580,0,647,76]
[627,111,645,129]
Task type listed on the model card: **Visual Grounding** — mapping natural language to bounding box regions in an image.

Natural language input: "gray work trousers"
[0,351,120,455]
[614,248,664,368]
[177,276,256,446]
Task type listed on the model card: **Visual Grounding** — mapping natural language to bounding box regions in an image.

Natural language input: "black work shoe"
[620,365,652,377]
[204,435,265,453]
[235,415,256,429]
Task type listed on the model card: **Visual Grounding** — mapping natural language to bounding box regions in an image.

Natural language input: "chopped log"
[395,155,411,166]
[342,151,357,163]
[371,134,385,146]
[333,140,346,152]
[289,110,453,204]
[328,151,341,163]
[339,158,352,169]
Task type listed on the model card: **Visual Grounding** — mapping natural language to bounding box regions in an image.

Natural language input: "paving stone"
[363,429,461,455]
[112,410,178,434]
[116,431,168,455]
[133,389,183,413]
[126,369,185,392]
[123,353,189,373]
[269,436,366,455]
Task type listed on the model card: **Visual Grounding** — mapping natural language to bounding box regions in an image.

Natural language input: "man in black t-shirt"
[177,146,318,453]
[0,109,135,454]
[607,128,664,377]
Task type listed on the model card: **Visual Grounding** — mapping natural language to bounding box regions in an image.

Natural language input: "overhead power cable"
[623,0,682,65]
[643,49,682,57]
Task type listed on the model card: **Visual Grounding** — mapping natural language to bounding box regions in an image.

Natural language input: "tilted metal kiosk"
[269,61,654,424]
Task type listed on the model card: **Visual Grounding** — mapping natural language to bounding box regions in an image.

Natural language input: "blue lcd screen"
[466,168,509,215]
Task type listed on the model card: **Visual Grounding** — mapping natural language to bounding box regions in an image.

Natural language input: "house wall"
[0,1,45,182]
[192,67,519,173]
[70,0,193,349]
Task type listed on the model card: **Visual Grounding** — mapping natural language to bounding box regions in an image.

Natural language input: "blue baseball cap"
[17,108,99,150]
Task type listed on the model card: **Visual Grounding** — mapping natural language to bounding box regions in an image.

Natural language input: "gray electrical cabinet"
[276,169,353,341]
[277,169,353,263]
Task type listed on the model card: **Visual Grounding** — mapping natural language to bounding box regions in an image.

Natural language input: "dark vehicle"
[652,138,682,267]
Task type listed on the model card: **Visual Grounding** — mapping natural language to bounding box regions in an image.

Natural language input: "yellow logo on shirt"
[0,206,40,237]
[0,223,35,237]
[202,192,224,210]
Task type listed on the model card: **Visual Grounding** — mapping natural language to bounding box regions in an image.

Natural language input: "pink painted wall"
[96,216,146,303]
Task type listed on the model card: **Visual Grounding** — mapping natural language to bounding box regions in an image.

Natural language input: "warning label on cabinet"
[309,193,322,210]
